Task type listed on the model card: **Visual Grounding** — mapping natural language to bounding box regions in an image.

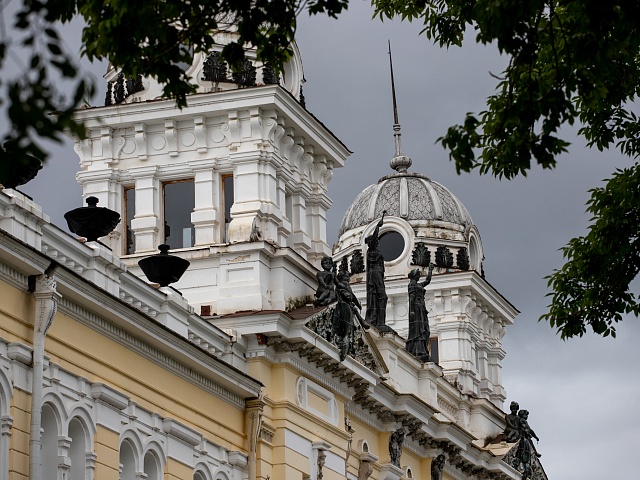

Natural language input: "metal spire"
[388,41,412,173]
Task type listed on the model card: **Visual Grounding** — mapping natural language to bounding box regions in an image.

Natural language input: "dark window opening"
[285,193,293,221]
[222,174,234,242]
[163,180,195,249]
[429,337,439,364]
[378,231,404,261]
[124,187,135,254]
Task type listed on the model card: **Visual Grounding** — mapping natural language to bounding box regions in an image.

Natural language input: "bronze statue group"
[315,214,541,480]
[504,401,541,479]
[314,213,435,362]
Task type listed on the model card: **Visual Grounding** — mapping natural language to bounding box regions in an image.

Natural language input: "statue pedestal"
[373,324,397,335]
[379,464,404,480]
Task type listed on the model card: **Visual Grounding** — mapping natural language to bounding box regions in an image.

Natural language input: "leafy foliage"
[542,165,640,338]
[373,0,640,337]
[2,0,638,338]
[0,0,347,181]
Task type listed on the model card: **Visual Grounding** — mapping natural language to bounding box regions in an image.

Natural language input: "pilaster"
[130,165,161,253]
[191,161,220,246]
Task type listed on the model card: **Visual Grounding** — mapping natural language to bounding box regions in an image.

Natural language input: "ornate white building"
[0,32,547,480]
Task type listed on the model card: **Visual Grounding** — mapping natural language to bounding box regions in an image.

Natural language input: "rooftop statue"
[430,454,446,480]
[518,410,540,450]
[505,404,541,480]
[365,212,390,331]
[406,264,435,362]
[315,255,337,306]
[331,271,369,361]
[503,401,521,443]
[388,427,405,467]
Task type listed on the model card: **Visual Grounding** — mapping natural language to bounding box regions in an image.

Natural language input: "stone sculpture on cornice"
[388,427,405,467]
[365,211,390,331]
[406,263,435,362]
[503,401,521,443]
[430,454,446,480]
[315,255,337,306]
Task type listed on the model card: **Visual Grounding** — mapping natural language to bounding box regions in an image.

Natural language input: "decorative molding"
[0,261,28,290]
[162,418,202,446]
[57,298,248,409]
[7,343,32,365]
[90,383,129,410]
[271,350,353,400]
[296,377,339,426]
[344,403,385,432]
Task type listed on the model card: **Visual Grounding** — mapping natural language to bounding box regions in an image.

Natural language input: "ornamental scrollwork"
[338,257,349,276]
[305,304,376,370]
[411,242,431,267]
[262,63,280,85]
[456,247,470,270]
[232,59,257,87]
[435,245,454,269]
[202,51,228,83]
[350,250,365,274]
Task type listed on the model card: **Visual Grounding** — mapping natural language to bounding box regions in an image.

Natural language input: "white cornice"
[72,86,350,165]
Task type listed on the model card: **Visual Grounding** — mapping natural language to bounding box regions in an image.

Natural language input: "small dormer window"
[163,179,195,249]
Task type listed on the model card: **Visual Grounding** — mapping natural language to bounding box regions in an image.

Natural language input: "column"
[1,416,12,480]
[57,436,72,480]
[30,272,61,480]
[245,398,265,480]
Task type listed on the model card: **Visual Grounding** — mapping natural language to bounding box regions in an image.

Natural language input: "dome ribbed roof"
[338,173,473,238]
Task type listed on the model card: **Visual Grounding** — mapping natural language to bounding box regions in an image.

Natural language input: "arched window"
[194,463,212,480]
[0,374,11,480]
[41,404,59,475]
[143,450,161,480]
[68,418,86,480]
[119,440,137,480]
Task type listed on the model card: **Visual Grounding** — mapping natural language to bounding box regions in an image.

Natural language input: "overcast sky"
[9,3,640,479]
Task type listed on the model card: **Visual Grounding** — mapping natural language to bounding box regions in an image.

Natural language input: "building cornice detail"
[57,297,254,409]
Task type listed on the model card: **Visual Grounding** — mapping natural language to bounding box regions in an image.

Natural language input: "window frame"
[162,178,196,250]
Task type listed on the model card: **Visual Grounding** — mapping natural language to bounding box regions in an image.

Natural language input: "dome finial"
[388,41,412,173]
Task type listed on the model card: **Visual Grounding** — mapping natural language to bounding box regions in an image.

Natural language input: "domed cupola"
[333,112,483,279]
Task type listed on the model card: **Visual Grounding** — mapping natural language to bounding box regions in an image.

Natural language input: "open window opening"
[429,337,439,364]
[119,440,136,480]
[124,186,135,254]
[163,179,195,249]
[222,174,234,243]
